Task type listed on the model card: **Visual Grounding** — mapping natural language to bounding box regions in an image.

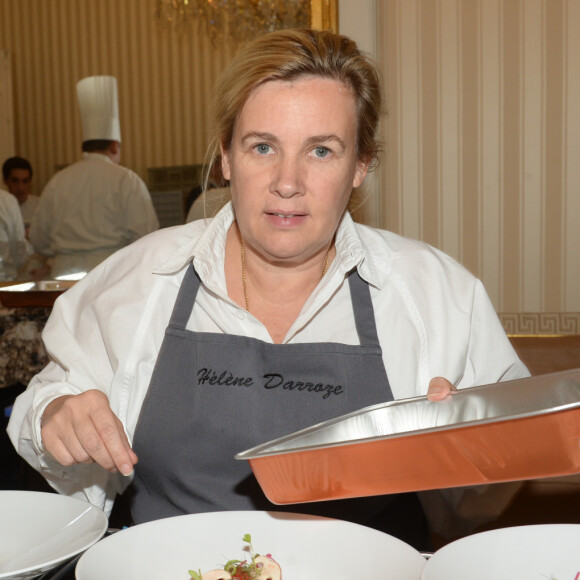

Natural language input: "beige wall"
[0,49,14,164]
[0,0,241,192]
[338,0,382,229]
[377,0,580,333]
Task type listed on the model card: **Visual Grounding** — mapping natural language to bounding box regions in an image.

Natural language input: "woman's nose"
[270,154,304,198]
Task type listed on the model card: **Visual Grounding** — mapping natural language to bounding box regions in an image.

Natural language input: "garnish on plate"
[188,533,281,580]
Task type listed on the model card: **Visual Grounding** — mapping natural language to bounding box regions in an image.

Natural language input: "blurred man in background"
[2,156,39,238]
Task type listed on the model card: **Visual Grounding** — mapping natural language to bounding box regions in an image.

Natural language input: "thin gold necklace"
[240,239,330,312]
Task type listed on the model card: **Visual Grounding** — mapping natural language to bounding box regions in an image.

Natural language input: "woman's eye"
[255,143,272,155]
[314,146,330,158]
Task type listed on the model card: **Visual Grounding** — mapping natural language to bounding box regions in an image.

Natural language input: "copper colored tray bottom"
[249,408,580,505]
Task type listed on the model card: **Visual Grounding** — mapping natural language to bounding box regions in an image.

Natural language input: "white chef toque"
[76,75,121,142]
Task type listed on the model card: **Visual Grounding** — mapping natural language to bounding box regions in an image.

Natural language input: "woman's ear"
[220,142,231,181]
[352,158,370,188]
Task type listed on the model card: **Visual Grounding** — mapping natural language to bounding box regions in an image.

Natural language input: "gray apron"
[130,263,429,547]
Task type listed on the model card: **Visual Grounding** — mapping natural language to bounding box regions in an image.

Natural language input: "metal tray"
[236,369,580,504]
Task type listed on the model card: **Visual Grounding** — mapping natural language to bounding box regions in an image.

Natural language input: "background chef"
[0,186,31,280]
[28,75,159,279]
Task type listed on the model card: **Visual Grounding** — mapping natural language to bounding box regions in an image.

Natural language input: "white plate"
[0,490,107,580]
[76,510,427,579]
[422,524,580,580]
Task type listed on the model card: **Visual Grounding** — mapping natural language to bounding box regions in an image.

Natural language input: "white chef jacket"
[19,194,40,229]
[29,153,159,278]
[0,189,32,280]
[185,187,230,223]
[8,202,529,523]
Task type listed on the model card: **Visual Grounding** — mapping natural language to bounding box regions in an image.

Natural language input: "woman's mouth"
[266,211,307,226]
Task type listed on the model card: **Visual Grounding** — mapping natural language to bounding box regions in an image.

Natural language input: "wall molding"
[500,313,580,336]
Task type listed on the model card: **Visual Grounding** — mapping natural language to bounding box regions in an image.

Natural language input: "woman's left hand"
[426,376,457,401]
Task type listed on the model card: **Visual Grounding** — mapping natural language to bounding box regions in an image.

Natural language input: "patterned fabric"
[0,307,49,389]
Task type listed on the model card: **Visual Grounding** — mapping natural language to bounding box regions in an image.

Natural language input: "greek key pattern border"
[500,312,580,335]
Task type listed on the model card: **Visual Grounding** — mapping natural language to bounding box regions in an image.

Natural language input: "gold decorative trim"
[310,0,339,32]
[500,313,580,336]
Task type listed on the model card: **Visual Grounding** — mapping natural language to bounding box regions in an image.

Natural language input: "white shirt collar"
[334,211,381,288]
[152,201,382,288]
[152,203,235,277]
[81,151,115,164]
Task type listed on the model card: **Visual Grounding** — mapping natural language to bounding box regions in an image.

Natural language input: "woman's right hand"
[40,389,138,476]
[426,376,457,401]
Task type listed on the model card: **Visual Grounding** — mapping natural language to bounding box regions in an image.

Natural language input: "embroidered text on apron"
[132,263,403,528]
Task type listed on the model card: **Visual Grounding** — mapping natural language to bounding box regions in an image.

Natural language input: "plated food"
[76,511,426,579]
[189,534,281,580]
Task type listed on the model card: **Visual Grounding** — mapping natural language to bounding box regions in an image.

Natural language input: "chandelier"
[154,0,312,44]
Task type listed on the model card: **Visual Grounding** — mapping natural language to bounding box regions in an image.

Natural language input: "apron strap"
[348,270,382,348]
[168,262,201,329]
[169,263,381,349]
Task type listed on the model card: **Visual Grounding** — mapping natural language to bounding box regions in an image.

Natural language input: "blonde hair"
[204,28,383,212]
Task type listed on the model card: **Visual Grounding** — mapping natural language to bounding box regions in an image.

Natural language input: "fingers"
[427,376,457,401]
[41,390,137,476]
[74,400,136,475]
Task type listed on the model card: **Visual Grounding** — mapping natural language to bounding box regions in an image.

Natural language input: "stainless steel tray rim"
[235,400,580,460]
[235,375,580,461]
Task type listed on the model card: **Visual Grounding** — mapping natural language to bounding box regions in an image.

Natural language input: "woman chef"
[8,29,528,549]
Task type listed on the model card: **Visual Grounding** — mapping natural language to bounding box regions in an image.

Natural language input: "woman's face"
[222,76,368,267]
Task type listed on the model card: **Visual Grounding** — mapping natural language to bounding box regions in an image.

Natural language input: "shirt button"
[236,310,246,320]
